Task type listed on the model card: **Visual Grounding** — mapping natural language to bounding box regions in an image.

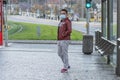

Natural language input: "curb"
[8,40,83,45]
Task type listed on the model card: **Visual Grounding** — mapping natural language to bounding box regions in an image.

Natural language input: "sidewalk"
[0,43,119,80]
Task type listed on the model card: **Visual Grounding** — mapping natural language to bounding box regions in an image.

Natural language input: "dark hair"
[61,9,68,14]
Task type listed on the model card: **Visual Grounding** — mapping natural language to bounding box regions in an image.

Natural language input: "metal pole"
[107,0,113,64]
[81,0,84,18]
[116,39,120,76]
[86,8,90,34]
[116,0,120,76]
[4,3,8,47]
[8,0,11,14]
[101,0,107,37]
[45,0,47,19]
[107,0,113,40]
[59,0,61,9]
[31,0,32,7]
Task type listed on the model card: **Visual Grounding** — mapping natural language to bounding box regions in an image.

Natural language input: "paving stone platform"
[0,43,119,80]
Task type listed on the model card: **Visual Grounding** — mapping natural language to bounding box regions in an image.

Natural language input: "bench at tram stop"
[95,31,116,56]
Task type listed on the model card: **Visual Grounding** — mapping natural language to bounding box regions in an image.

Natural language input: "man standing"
[57,9,72,73]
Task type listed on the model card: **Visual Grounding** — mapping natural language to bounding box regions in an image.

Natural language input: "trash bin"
[82,35,93,54]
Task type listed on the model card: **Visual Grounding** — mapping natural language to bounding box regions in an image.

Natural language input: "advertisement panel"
[0,0,3,45]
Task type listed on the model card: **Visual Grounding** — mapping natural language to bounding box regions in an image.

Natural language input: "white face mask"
[60,14,66,20]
